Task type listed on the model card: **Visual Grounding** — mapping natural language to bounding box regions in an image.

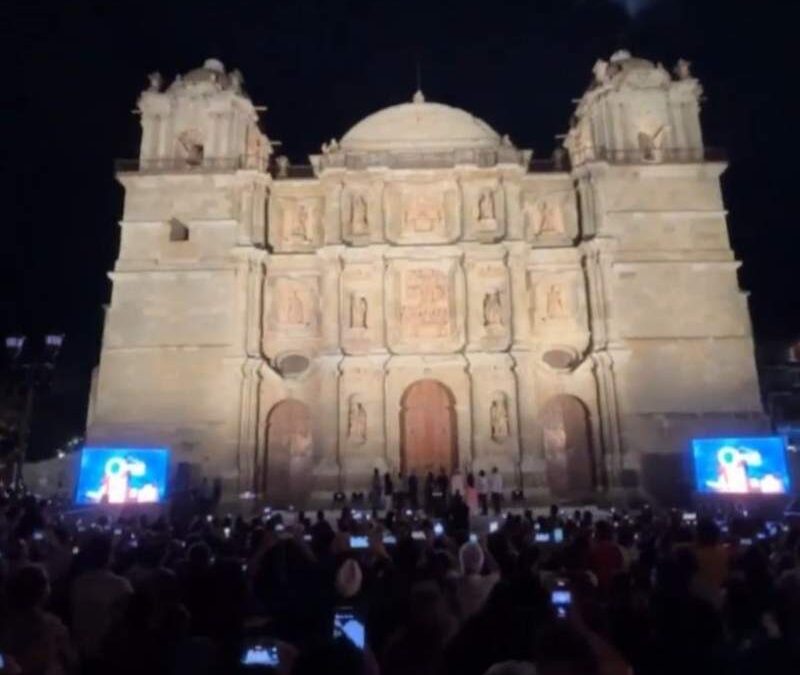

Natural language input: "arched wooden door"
[541,395,594,499]
[401,380,457,474]
[261,399,312,505]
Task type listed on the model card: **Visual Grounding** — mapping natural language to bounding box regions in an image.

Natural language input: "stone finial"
[230,69,244,93]
[674,58,692,80]
[412,89,426,104]
[592,59,610,84]
[147,71,162,92]
[501,134,513,147]
[276,155,289,178]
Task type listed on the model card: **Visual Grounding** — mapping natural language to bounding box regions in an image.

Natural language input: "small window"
[169,218,189,242]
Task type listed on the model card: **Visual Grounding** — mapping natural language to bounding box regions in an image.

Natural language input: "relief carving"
[400,269,450,338]
[490,393,510,442]
[347,396,367,445]
[546,284,568,319]
[349,293,368,329]
[482,290,504,328]
[351,194,369,234]
[404,194,444,233]
[279,288,309,326]
[476,190,496,230]
[528,200,565,237]
[286,202,315,244]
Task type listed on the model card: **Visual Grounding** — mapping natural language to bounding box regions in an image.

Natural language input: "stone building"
[87,52,766,505]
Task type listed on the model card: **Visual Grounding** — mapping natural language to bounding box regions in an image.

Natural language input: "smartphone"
[535,532,549,543]
[469,533,478,543]
[740,538,752,546]
[223,527,231,539]
[382,534,397,545]
[682,512,697,523]
[433,522,444,537]
[303,534,312,542]
[33,530,44,541]
[206,514,213,523]
[411,530,425,541]
[333,608,365,650]
[350,535,368,549]
[489,521,499,533]
[551,587,572,619]
[552,528,564,544]
[72,546,80,555]
[113,528,122,536]
[274,523,285,532]
[240,642,279,667]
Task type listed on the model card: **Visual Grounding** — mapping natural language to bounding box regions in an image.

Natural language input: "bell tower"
[137,58,270,170]
[564,51,766,500]
[565,50,704,166]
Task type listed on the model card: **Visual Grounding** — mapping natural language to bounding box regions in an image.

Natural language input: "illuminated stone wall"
[87,53,766,504]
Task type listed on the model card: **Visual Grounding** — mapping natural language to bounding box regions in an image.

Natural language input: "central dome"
[340,92,500,152]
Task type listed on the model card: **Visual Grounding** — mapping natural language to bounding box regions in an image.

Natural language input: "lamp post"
[3,334,64,490]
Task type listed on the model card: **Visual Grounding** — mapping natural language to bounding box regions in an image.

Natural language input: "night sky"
[5,0,799,455]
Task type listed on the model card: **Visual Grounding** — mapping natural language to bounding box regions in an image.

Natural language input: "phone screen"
[552,528,564,544]
[334,608,365,650]
[489,521,499,533]
[551,589,572,618]
[411,531,425,541]
[33,530,44,541]
[433,523,444,536]
[469,533,478,543]
[535,532,549,543]
[382,534,397,545]
[350,535,368,549]
[240,643,279,667]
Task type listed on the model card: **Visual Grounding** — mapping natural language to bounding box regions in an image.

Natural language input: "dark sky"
[4,0,799,451]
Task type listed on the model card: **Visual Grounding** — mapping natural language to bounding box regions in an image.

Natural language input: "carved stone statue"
[350,293,368,329]
[483,290,503,327]
[147,72,162,92]
[351,195,368,234]
[546,284,567,318]
[674,58,692,80]
[490,395,510,441]
[348,399,367,444]
[477,191,495,222]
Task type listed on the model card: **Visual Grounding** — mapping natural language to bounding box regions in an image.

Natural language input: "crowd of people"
[0,482,799,675]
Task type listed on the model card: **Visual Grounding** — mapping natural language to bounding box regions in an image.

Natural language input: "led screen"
[692,437,790,495]
[75,447,169,505]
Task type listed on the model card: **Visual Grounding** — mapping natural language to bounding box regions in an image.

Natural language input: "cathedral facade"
[87,52,766,504]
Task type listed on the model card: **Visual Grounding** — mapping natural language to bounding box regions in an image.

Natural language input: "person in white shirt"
[450,468,465,497]
[490,467,503,516]
[70,535,133,660]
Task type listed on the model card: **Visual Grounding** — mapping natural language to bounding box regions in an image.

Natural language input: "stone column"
[235,357,263,494]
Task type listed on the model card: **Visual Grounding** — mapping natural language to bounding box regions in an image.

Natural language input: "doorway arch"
[400,379,457,475]
[540,395,594,499]
[261,399,312,505]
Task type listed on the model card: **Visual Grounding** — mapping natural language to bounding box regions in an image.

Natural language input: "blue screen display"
[692,437,790,495]
[75,448,169,505]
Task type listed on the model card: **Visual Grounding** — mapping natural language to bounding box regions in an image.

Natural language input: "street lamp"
[3,333,65,489]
